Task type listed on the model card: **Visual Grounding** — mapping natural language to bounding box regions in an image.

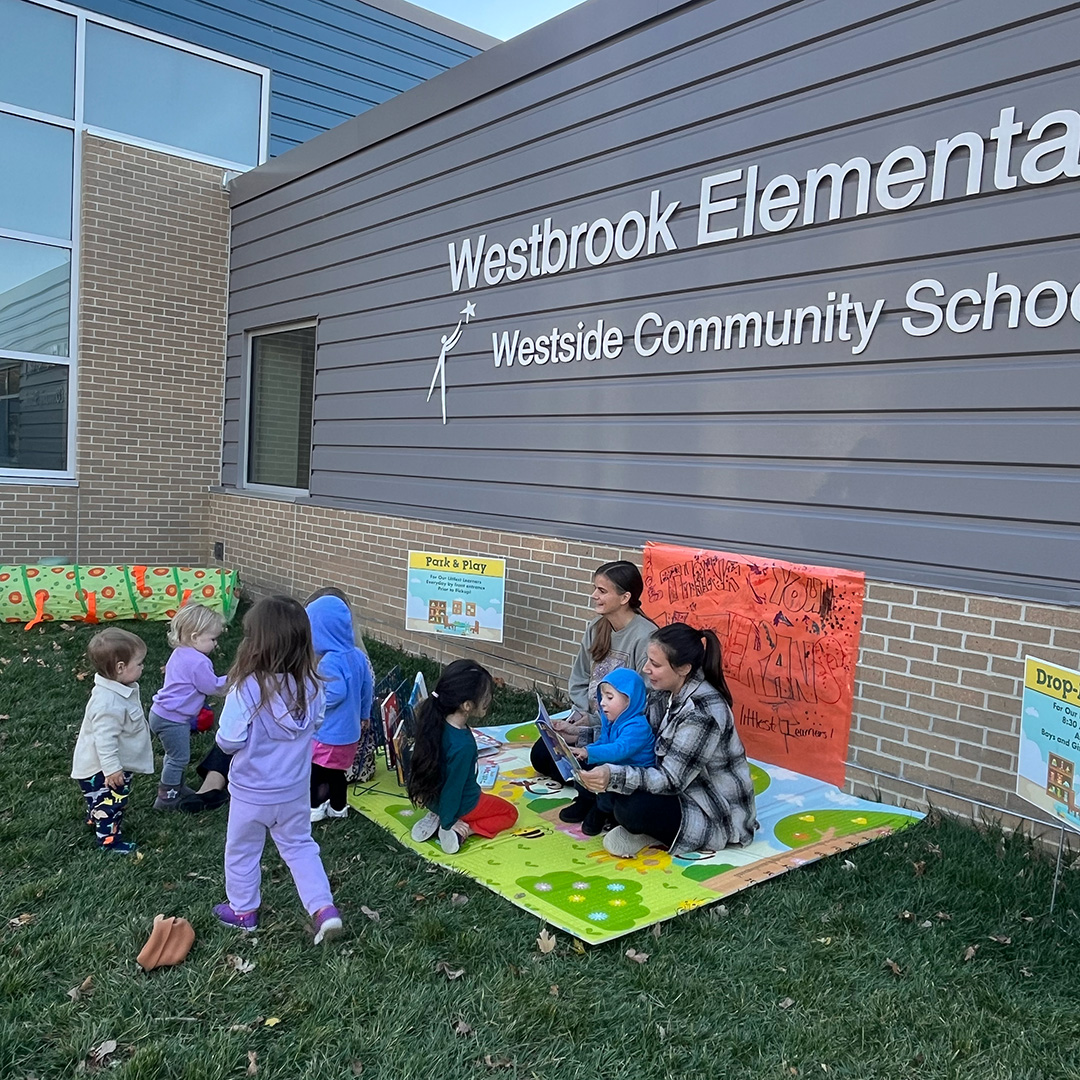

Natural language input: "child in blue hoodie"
[561,666,655,836]
[306,594,374,823]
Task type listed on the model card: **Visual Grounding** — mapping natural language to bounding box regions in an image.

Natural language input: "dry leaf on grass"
[350,1062,364,1076]
[434,960,465,980]
[452,1018,474,1037]
[1020,967,1033,978]
[778,997,795,1010]
[625,948,649,964]
[963,945,979,962]
[536,929,557,954]
[450,893,469,907]
[67,976,93,1002]
[650,923,662,940]
[263,1018,281,1028]
[1019,912,1034,923]
[89,1039,118,1066]
[549,984,559,996]
[225,955,256,975]
[935,911,952,922]
[246,1050,258,1076]
[570,938,586,955]
[919,920,933,929]
[815,937,832,945]
[989,934,1012,945]
[883,958,903,977]
[912,860,927,876]
[898,910,916,922]
[482,1055,513,1070]
[841,859,856,872]
[359,905,380,922]
[8,913,35,930]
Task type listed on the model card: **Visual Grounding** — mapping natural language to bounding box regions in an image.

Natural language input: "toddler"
[407,659,518,854]
[561,666,655,835]
[305,593,373,821]
[149,603,227,810]
[213,595,343,945]
[71,628,154,853]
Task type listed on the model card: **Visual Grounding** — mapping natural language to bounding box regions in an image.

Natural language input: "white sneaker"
[325,804,348,819]
[438,826,461,854]
[602,826,661,858]
[410,811,440,842]
[310,801,330,823]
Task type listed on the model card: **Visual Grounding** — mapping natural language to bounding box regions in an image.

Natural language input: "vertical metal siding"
[222,0,1080,605]
[72,0,483,155]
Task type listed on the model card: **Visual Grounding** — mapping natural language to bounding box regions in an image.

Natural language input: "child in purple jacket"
[212,595,343,946]
[149,603,227,810]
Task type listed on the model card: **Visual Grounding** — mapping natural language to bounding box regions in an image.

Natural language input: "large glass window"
[0,113,73,238]
[0,359,68,471]
[0,238,70,356]
[0,0,75,118]
[85,23,262,167]
[247,326,316,490]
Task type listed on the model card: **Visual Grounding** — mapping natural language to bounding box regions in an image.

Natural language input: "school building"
[6,0,1080,826]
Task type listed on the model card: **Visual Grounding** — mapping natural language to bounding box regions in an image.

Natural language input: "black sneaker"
[179,789,229,814]
[558,797,593,823]
[581,808,612,836]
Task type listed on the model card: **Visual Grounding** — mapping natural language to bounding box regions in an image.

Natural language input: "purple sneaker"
[213,902,258,931]
[312,904,343,945]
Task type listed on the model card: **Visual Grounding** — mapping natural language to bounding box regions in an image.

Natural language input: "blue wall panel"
[73,0,483,156]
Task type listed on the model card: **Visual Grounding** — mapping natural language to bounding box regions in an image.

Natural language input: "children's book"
[535,693,584,784]
[473,730,501,756]
[381,690,401,769]
[392,706,413,787]
[408,671,428,711]
[476,760,500,789]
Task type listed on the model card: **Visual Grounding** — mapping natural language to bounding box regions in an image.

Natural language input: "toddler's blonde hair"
[168,602,226,649]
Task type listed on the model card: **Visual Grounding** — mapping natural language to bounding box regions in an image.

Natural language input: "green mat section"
[349,723,923,944]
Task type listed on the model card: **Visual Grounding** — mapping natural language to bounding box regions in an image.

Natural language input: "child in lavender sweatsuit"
[212,596,343,946]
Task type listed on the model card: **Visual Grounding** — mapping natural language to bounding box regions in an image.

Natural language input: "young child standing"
[71,628,154,853]
[407,659,518,854]
[561,666,655,835]
[213,595,343,945]
[149,603,227,810]
[305,594,373,822]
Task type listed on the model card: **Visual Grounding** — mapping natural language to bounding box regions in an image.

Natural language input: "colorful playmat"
[348,722,924,944]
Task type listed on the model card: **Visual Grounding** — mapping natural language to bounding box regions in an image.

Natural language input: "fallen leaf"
[625,948,649,964]
[549,984,559,996]
[989,934,1012,945]
[1020,967,1033,978]
[263,1017,281,1028]
[814,937,832,945]
[919,920,932,929]
[712,904,729,918]
[246,1050,258,1076]
[657,1024,666,1040]
[935,911,952,922]
[61,623,76,631]
[89,1039,117,1066]
[359,905,381,922]
[778,997,795,1010]
[450,893,469,907]
[434,960,465,980]
[841,859,856,872]
[963,944,979,962]
[650,923,662,940]
[883,958,903,977]
[452,1018,474,1037]
[225,955,256,975]
[898,910,916,922]
[536,929,556,955]
[926,842,942,856]
[8,913,34,930]
[67,976,93,1002]
[482,1054,513,1070]
[1019,912,1034,923]
[350,1062,364,1076]
[570,938,586,955]
[0,714,9,720]
[75,671,88,680]
[413,894,427,903]
[912,860,926,876]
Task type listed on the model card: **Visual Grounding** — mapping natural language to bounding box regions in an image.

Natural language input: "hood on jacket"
[596,666,648,720]
[306,596,355,656]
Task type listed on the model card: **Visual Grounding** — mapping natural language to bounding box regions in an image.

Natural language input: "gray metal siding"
[223,0,1080,604]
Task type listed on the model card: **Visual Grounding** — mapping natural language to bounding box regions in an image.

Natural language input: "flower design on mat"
[606,883,626,892]
[609,899,627,907]
[534,881,553,892]
[568,894,585,903]
[572,881,590,890]
[587,911,609,922]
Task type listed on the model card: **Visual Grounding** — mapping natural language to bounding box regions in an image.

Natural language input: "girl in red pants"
[406,659,517,853]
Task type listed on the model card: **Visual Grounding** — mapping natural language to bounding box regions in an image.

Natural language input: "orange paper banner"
[642,543,865,787]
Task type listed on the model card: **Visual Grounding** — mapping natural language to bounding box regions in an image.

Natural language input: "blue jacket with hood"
[587,666,656,768]
[305,596,373,747]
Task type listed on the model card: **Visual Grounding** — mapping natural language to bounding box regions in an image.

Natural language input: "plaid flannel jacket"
[607,673,757,854]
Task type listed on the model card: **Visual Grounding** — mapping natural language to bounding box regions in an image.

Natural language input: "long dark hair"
[407,659,495,810]
[227,595,320,718]
[650,622,733,707]
[589,560,646,664]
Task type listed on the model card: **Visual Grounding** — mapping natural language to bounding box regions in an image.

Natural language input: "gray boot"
[153,783,183,811]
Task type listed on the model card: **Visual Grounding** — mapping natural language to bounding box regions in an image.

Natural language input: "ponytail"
[588,560,645,664]
[406,659,494,809]
[650,622,733,707]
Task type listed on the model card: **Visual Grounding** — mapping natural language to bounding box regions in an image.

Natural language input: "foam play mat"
[348,723,923,944]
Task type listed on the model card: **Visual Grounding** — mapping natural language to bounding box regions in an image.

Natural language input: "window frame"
[0,0,271,483]
[241,320,318,498]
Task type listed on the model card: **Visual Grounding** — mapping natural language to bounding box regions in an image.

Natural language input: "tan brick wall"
[1,136,229,564]
[209,492,1080,826]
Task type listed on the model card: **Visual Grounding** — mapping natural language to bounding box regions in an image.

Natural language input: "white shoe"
[310,801,329,823]
[410,810,439,842]
[438,826,461,854]
[325,804,348,819]
[602,826,660,858]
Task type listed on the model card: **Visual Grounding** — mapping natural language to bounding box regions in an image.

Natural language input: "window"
[0,0,75,118]
[0,359,68,471]
[0,113,73,238]
[0,238,70,356]
[247,326,316,491]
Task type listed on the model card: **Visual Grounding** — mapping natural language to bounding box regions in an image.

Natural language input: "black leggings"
[609,791,682,848]
[311,763,347,811]
[530,738,564,782]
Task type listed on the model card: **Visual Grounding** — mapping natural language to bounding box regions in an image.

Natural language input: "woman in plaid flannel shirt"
[579,622,758,859]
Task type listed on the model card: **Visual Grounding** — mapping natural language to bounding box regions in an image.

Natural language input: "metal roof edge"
[360,0,501,51]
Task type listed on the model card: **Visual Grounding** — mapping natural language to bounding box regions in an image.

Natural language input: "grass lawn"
[3,610,1080,1080]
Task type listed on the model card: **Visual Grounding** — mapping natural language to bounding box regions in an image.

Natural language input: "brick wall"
[209,492,1080,825]
[1,136,229,564]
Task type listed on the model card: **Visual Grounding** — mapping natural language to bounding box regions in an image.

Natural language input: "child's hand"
[450,820,472,840]
[570,746,588,762]
[104,770,125,790]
